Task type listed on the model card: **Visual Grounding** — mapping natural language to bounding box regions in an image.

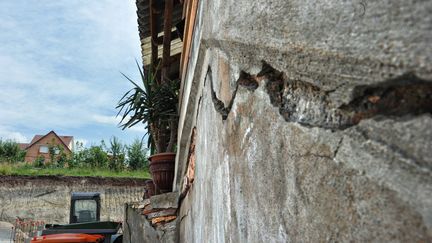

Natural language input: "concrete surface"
[0,221,13,243]
[123,201,178,243]
[124,202,159,243]
[150,192,178,209]
[174,0,432,242]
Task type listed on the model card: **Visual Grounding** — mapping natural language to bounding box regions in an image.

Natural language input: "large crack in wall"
[211,62,432,129]
[341,74,432,126]
[209,67,259,120]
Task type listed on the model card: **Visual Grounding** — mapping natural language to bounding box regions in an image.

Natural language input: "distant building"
[19,131,74,163]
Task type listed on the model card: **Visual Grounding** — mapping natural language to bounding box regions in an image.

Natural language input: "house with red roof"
[19,131,74,163]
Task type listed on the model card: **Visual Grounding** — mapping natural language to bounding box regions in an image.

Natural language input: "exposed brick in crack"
[209,60,432,128]
[260,62,285,106]
[261,62,432,129]
[178,128,197,208]
[238,71,259,91]
[341,74,432,125]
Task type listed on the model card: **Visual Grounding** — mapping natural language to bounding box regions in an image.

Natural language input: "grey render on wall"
[175,0,432,242]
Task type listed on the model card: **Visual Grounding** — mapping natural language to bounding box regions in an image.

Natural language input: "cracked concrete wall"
[123,194,179,243]
[123,203,159,243]
[0,176,145,224]
[176,0,432,242]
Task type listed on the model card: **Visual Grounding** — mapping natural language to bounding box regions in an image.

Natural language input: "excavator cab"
[36,192,122,243]
[70,192,101,224]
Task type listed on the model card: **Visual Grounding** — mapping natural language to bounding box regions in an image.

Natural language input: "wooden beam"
[180,0,192,77]
[149,0,158,74]
[180,0,199,82]
[161,0,174,83]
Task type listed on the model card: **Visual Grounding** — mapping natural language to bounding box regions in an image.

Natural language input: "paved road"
[0,222,13,243]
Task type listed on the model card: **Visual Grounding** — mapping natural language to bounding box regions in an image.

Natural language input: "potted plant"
[117,62,179,193]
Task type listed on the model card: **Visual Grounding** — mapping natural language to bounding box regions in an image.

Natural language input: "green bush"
[69,140,109,169]
[127,139,148,170]
[81,146,109,168]
[0,139,25,163]
[35,155,45,167]
[57,152,69,168]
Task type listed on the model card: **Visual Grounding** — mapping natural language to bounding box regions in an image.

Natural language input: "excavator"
[31,192,123,243]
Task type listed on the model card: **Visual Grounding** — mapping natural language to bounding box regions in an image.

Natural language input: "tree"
[108,137,125,171]
[69,141,85,168]
[85,146,109,168]
[127,139,148,170]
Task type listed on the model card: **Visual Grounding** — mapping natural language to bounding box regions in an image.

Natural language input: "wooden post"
[149,0,158,76]
[162,0,174,83]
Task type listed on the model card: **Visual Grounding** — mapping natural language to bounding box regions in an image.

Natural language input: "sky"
[0,1,148,147]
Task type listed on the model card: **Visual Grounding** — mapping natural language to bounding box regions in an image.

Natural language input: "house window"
[54,148,60,155]
[39,145,48,153]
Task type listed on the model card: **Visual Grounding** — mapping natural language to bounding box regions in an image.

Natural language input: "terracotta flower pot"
[144,179,156,199]
[149,152,176,193]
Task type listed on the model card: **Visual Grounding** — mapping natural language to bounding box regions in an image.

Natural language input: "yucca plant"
[116,62,179,154]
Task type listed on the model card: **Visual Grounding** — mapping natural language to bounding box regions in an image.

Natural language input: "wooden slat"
[141,36,183,67]
[155,31,179,45]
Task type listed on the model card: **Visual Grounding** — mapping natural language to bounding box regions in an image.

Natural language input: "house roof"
[18,143,29,150]
[26,131,73,152]
[30,135,43,144]
[59,136,73,147]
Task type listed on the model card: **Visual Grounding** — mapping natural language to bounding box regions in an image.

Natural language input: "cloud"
[92,115,121,125]
[92,115,147,133]
[0,126,28,143]
[0,0,145,145]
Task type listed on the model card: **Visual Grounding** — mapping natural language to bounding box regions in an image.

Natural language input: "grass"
[0,162,151,179]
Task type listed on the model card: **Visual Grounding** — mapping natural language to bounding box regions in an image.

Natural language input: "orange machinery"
[31,233,104,243]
